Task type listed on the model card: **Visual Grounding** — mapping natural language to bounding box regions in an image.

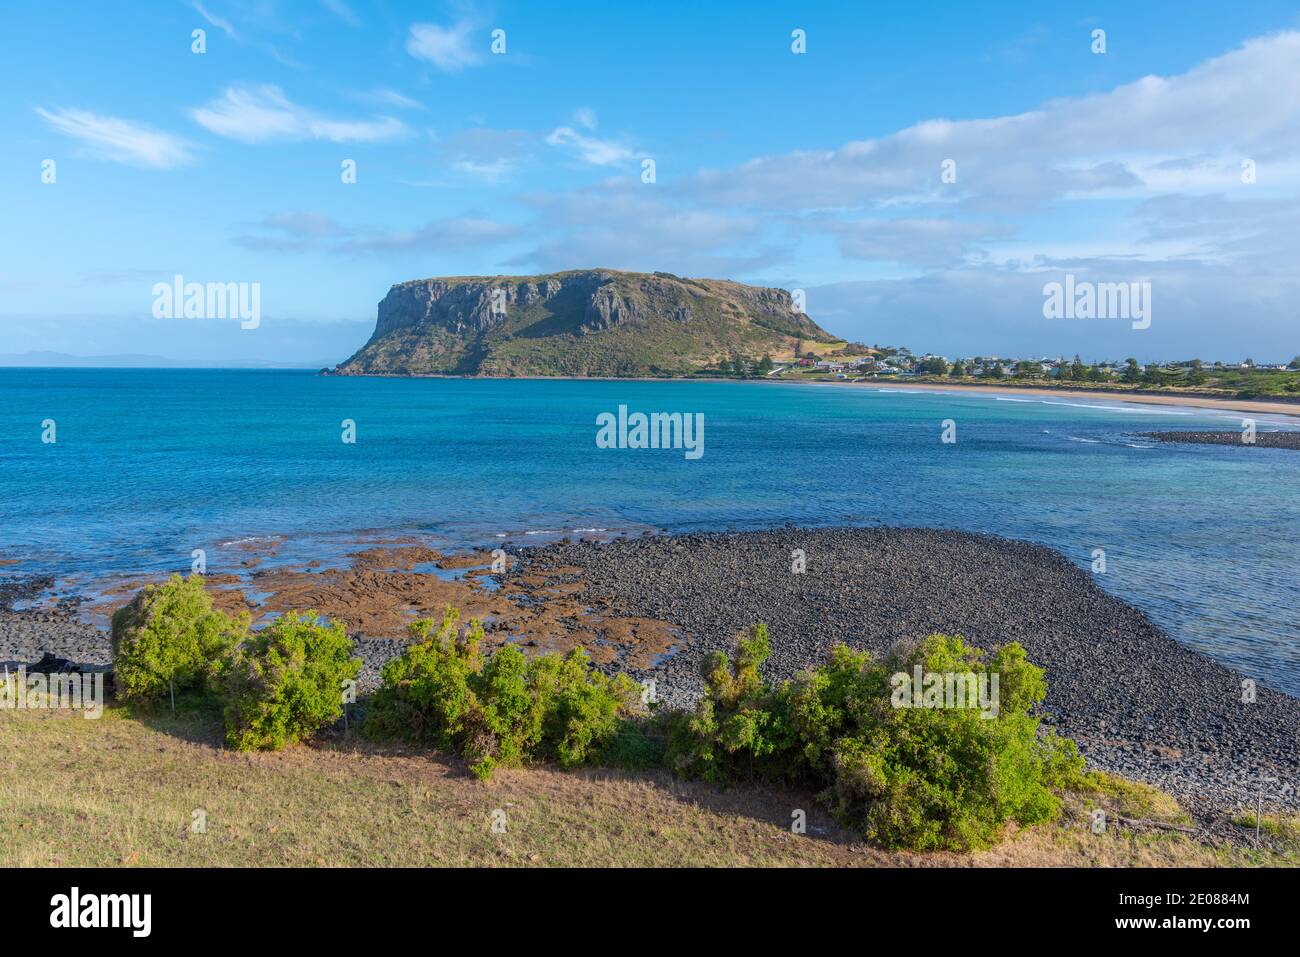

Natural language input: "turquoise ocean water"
[2,369,1297,693]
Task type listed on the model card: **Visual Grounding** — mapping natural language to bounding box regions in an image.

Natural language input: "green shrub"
[362,608,489,755]
[222,611,362,751]
[597,718,667,770]
[528,643,639,770]
[665,624,796,783]
[364,606,642,779]
[109,574,245,703]
[363,606,1082,850]
[668,628,1083,851]
[814,635,1081,851]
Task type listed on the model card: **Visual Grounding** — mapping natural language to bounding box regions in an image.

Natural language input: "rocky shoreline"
[510,527,1300,825]
[1141,429,1300,449]
[0,576,106,671]
[4,526,1297,830]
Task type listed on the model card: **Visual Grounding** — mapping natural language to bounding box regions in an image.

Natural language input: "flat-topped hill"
[332,269,839,377]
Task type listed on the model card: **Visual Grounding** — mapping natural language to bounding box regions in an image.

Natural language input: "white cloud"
[191,1,236,39]
[414,111,637,181]
[431,113,635,180]
[683,31,1300,212]
[545,125,636,166]
[346,216,520,252]
[192,85,408,143]
[514,187,772,274]
[406,21,482,72]
[237,211,520,254]
[187,1,306,68]
[806,262,1300,361]
[35,107,193,169]
[350,88,425,110]
[436,127,534,182]
[467,31,1300,361]
[820,217,1012,268]
[260,212,343,240]
[319,0,360,27]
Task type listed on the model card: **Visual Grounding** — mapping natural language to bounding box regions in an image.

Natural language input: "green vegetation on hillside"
[112,575,360,751]
[335,270,839,377]
[931,360,1300,399]
[108,583,1084,851]
[223,611,362,751]
[110,574,245,703]
[660,626,1083,851]
[360,611,1081,849]
[364,607,642,779]
[89,589,1300,860]
[17,590,1298,865]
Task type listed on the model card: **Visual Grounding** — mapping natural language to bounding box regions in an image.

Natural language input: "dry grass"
[0,707,1289,868]
[1230,811,1300,847]
[794,339,849,357]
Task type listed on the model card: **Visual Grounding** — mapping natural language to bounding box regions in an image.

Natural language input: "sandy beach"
[846,379,1300,419]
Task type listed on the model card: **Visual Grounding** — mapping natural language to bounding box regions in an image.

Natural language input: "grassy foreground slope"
[3,708,1290,867]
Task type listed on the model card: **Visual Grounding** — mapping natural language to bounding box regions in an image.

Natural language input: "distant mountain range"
[0,351,330,369]
[331,269,840,377]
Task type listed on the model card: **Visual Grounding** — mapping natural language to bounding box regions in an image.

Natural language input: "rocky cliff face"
[373,277,568,337]
[333,269,840,377]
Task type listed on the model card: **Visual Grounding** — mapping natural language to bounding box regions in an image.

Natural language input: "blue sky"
[2,0,1299,364]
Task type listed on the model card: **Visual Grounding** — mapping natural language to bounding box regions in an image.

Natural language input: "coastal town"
[731,345,1300,398]
[774,347,1297,381]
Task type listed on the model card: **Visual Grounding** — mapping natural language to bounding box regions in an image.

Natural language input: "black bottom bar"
[0,866,1284,941]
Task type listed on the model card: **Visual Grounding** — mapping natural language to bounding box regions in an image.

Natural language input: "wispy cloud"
[472,32,1300,296]
[188,1,307,69]
[682,31,1300,213]
[406,20,483,72]
[236,211,521,254]
[319,0,360,27]
[348,88,426,111]
[345,216,521,253]
[192,85,409,143]
[817,217,1011,268]
[191,0,236,39]
[258,212,343,241]
[35,107,194,169]
[512,187,769,275]
[436,127,534,182]
[424,111,638,182]
[545,112,637,166]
